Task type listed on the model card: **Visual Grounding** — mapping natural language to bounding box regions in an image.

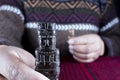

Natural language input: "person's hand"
[68,34,104,63]
[0,45,49,80]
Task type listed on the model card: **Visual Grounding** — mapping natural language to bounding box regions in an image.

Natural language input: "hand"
[68,34,104,63]
[0,45,49,80]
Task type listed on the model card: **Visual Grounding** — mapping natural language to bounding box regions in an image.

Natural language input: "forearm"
[100,23,120,56]
[0,11,24,47]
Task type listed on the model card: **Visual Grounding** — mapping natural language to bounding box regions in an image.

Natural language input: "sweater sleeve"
[0,0,24,47]
[99,0,120,56]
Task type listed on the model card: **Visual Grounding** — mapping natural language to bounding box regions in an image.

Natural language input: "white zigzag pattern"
[100,18,119,32]
[0,5,24,21]
[26,22,99,32]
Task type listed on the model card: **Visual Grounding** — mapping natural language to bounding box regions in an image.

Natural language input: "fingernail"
[69,49,74,54]
[69,45,74,49]
[68,39,74,44]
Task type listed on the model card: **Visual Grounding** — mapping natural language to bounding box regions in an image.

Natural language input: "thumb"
[9,46,35,69]
[15,61,49,80]
[0,54,49,80]
[0,45,49,80]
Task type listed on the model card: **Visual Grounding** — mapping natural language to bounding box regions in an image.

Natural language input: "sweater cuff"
[0,38,22,48]
[101,36,114,56]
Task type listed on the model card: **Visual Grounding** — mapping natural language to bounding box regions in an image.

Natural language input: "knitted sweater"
[0,0,120,57]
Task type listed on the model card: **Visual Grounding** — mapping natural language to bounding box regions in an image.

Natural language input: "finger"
[68,34,96,45]
[0,45,35,69]
[0,46,49,80]
[16,61,49,80]
[0,56,49,80]
[9,46,35,69]
[69,44,100,53]
[100,41,105,56]
[73,55,95,63]
[70,49,99,60]
[69,45,94,53]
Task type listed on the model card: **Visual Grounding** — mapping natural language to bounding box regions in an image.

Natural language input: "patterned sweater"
[0,0,120,57]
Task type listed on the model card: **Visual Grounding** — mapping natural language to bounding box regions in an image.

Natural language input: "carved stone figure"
[35,23,60,80]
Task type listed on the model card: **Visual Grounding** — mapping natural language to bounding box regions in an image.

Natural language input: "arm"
[99,0,120,56]
[0,1,49,80]
[0,0,24,47]
[68,0,120,63]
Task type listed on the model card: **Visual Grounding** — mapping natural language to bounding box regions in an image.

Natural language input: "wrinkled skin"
[68,34,104,63]
[0,45,49,80]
